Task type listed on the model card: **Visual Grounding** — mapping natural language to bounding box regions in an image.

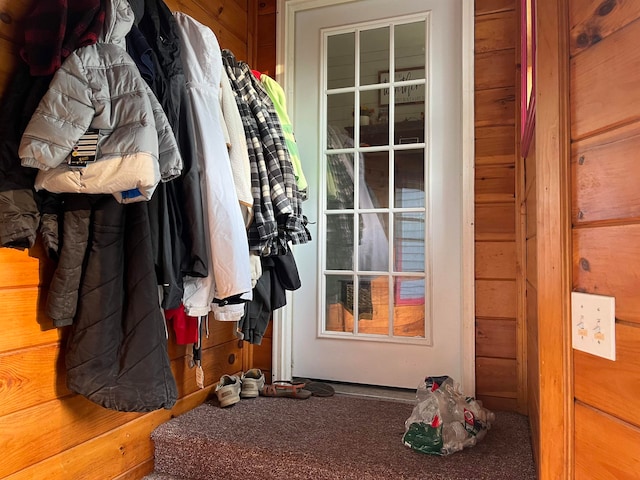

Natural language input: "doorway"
[275,0,475,392]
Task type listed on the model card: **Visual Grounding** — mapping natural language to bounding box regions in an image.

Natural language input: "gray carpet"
[147,394,537,480]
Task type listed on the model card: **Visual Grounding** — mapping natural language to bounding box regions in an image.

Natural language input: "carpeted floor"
[147,394,537,480]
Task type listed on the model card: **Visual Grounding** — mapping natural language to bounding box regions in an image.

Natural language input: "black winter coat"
[128,0,209,310]
[60,194,177,412]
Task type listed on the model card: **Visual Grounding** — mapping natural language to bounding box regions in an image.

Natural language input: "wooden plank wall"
[0,1,257,479]
[569,0,640,478]
[524,132,539,464]
[474,0,521,412]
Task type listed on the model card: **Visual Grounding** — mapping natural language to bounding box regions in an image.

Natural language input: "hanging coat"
[222,50,311,256]
[18,0,182,203]
[173,12,252,319]
[62,194,178,412]
[128,0,210,310]
[26,0,178,413]
[0,0,105,251]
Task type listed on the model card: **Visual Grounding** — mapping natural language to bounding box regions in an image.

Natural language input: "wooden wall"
[569,0,640,478]
[523,131,539,463]
[473,0,522,413]
[0,1,258,479]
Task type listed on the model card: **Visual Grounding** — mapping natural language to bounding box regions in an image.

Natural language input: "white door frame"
[272,0,475,395]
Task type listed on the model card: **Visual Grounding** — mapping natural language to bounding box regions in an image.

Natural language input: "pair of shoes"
[260,380,312,399]
[215,369,266,407]
[240,368,266,398]
[215,374,241,407]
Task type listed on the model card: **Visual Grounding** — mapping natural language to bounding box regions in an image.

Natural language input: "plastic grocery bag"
[402,375,495,455]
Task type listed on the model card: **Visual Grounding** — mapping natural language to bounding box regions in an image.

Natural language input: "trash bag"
[402,375,495,455]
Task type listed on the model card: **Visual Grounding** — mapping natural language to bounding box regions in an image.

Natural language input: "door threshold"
[296,378,417,404]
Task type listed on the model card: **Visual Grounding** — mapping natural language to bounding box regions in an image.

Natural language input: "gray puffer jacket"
[18,0,181,203]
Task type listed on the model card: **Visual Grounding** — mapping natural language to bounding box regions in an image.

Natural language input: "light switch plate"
[571,292,616,361]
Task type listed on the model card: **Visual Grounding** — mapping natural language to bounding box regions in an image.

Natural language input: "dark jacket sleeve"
[0,65,52,249]
[46,195,91,327]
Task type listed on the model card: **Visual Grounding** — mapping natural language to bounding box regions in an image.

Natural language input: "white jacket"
[174,12,252,319]
[19,0,181,203]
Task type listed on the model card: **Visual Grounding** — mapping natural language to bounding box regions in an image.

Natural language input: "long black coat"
[58,195,177,412]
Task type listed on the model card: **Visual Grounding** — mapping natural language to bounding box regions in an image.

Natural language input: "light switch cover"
[571,291,616,361]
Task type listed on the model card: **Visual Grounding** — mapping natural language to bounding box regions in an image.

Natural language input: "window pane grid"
[322,15,429,341]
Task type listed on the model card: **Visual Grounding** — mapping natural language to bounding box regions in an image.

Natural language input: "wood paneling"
[474,2,519,417]
[575,322,640,429]
[252,337,272,373]
[572,122,640,224]
[476,280,517,318]
[0,1,33,40]
[569,0,640,56]
[255,0,276,76]
[4,388,213,480]
[257,0,276,15]
[112,461,155,480]
[0,288,62,352]
[475,48,516,90]
[475,10,517,53]
[475,241,516,278]
[475,203,516,240]
[0,1,30,97]
[256,44,277,76]
[475,357,518,398]
[0,343,69,417]
[526,283,539,432]
[475,86,516,127]
[475,0,516,16]
[526,181,537,239]
[570,18,640,140]
[475,164,515,203]
[526,235,537,290]
[476,318,517,357]
[575,402,640,480]
[573,225,640,325]
[166,0,249,42]
[535,1,573,478]
[569,3,640,475]
[475,126,516,165]
[164,0,249,60]
[475,394,519,411]
[520,0,640,473]
[569,1,640,478]
[0,339,239,478]
[0,245,54,289]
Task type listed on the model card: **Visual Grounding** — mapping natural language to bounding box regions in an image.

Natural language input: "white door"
[283,0,473,390]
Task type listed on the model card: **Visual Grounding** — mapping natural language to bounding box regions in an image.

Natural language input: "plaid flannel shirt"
[21,0,105,76]
[222,50,311,256]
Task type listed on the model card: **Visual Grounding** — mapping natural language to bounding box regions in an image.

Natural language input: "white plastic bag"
[402,376,495,455]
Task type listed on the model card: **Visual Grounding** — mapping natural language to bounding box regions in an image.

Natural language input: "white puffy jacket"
[18,0,181,203]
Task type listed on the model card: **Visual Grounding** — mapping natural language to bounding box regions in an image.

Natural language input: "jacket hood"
[101,0,134,48]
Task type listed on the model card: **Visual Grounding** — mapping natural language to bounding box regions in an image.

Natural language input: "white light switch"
[571,292,616,361]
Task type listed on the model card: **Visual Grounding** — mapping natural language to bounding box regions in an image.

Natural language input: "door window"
[322,15,430,342]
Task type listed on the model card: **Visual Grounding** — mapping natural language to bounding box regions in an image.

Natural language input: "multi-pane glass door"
[321,16,431,343]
